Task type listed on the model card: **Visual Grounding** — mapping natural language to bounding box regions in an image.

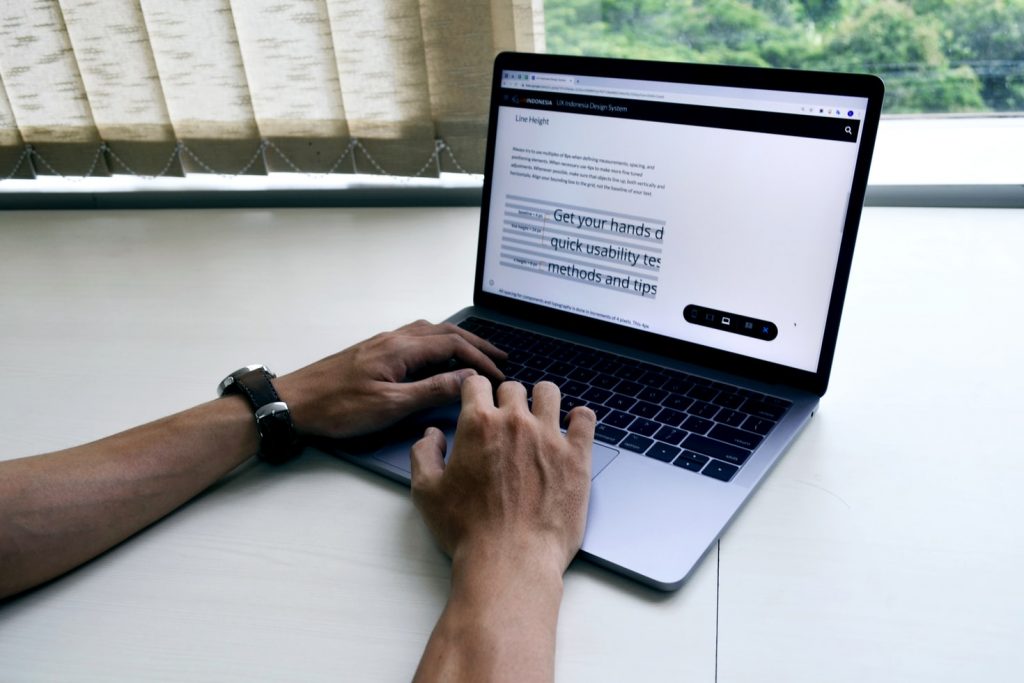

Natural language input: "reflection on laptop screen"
[481,68,870,373]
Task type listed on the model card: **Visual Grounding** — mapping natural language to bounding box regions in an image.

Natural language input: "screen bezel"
[474,52,884,397]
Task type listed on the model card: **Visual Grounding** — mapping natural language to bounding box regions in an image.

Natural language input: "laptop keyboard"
[458,317,791,483]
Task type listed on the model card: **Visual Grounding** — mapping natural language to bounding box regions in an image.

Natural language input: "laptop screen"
[479,60,873,375]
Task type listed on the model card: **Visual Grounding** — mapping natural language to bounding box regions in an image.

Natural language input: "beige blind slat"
[0,0,108,176]
[513,0,546,52]
[230,0,351,173]
[60,0,180,176]
[0,75,33,179]
[422,1,500,174]
[139,0,266,174]
[326,0,436,177]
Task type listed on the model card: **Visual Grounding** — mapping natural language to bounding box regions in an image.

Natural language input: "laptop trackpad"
[368,405,619,480]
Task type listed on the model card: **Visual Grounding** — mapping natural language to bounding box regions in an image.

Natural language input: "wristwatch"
[218,365,301,464]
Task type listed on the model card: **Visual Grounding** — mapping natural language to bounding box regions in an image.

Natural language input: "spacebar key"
[682,434,752,466]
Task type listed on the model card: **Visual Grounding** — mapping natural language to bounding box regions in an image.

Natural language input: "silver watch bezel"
[217,364,276,396]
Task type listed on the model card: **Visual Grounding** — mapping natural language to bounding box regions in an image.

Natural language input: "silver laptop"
[328,52,883,591]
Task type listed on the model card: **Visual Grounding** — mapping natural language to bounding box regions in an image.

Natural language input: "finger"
[400,368,477,412]
[495,380,527,409]
[401,333,504,382]
[395,320,507,362]
[410,427,448,494]
[565,405,597,452]
[438,322,507,362]
[460,373,496,410]
[445,334,506,380]
[530,381,562,428]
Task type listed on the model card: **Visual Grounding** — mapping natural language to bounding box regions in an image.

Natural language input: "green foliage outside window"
[544,0,1024,113]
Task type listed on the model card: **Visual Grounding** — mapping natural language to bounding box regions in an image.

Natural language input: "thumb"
[410,426,447,497]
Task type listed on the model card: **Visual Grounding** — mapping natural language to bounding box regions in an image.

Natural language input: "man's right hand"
[409,378,595,683]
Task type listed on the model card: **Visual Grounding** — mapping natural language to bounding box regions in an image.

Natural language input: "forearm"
[0,396,258,599]
[414,543,565,683]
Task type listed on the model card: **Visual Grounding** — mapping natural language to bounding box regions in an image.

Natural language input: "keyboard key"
[702,460,739,482]
[589,404,611,421]
[525,354,552,370]
[637,387,668,403]
[673,450,709,472]
[682,416,713,434]
[550,346,579,363]
[741,416,775,435]
[605,394,636,411]
[647,443,680,462]
[662,394,694,412]
[582,387,612,404]
[604,410,635,429]
[573,353,601,369]
[628,401,661,419]
[680,450,710,466]
[740,399,786,421]
[629,418,660,436]
[561,395,587,411]
[540,373,565,386]
[682,434,752,466]
[616,366,644,381]
[653,407,686,427]
[568,367,596,383]
[593,359,622,374]
[688,401,719,419]
[591,373,620,389]
[563,380,589,397]
[764,395,792,407]
[547,360,574,376]
[638,372,669,388]
[614,380,643,396]
[621,433,654,453]
[712,392,745,409]
[594,423,627,445]
[709,424,763,450]
[688,385,718,402]
[663,377,694,394]
[715,408,746,427]
[653,425,686,445]
[506,349,532,364]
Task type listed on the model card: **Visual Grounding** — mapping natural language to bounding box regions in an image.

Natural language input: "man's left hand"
[274,319,506,439]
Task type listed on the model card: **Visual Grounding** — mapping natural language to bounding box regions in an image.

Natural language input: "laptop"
[328,52,883,591]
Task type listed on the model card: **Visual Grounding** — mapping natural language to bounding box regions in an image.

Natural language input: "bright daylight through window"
[545,0,1024,115]
[543,1,1024,188]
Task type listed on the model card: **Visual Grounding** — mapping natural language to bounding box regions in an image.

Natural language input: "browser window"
[482,69,869,372]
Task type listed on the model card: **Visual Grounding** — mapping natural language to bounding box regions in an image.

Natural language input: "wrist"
[450,536,567,608]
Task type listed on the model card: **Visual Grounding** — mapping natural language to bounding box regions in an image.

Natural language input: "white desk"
[0,206,1020,681]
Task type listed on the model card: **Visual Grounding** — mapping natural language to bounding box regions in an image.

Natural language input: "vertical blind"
[0,0,545,180]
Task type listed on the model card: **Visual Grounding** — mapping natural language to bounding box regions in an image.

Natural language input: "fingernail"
[454,368,477,385]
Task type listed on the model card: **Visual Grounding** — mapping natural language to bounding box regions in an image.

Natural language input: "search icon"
[844,125,853,135]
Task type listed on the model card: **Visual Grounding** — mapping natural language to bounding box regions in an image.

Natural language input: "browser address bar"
[507,80,809,116]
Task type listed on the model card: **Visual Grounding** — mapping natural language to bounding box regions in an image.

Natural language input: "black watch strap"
[219,366,301,464]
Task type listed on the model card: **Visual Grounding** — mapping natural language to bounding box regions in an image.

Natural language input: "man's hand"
[409,378,595,683]
[275,319,506,440]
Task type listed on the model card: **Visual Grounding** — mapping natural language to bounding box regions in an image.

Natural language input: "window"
[542,1,1024,191]
[544,0,1024,115]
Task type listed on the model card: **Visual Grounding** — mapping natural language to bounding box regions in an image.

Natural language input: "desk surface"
[0,206,1021,682]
